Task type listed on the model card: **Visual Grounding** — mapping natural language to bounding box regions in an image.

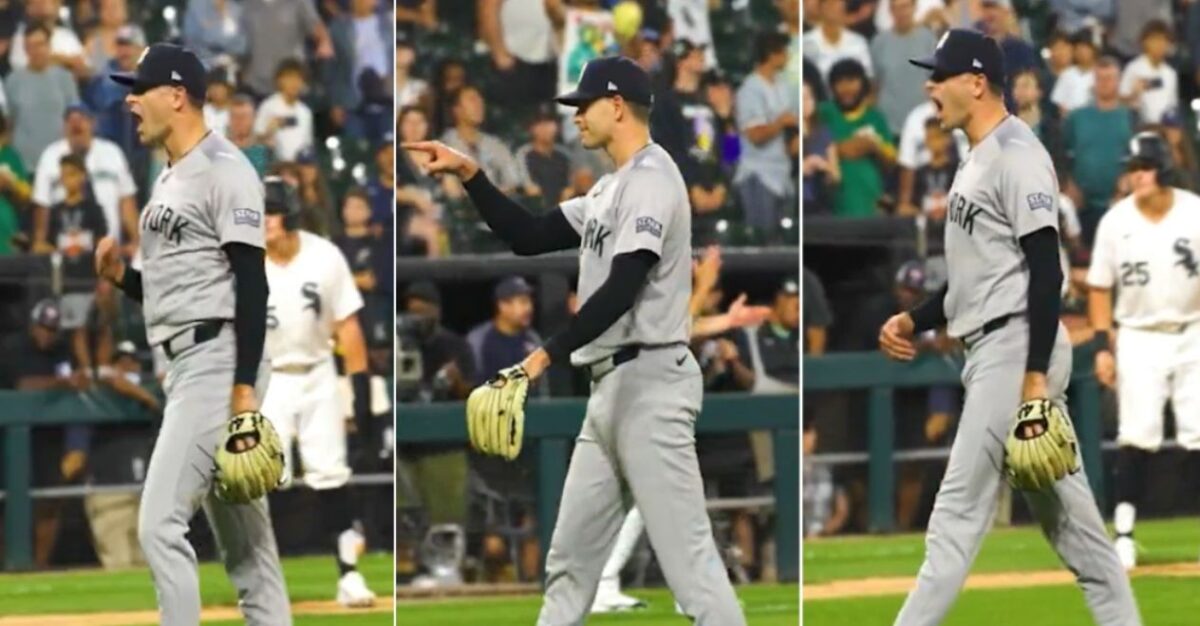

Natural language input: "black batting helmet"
[1123,131,1174,186]
[263,176,300,230]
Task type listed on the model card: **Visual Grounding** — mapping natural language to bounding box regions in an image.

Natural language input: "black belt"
[162,320,225,360]
[587,342,687,381]
[961,313,1019,349]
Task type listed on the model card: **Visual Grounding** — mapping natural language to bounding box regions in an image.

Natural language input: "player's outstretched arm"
[95,236,142,302]
[403,141,581,255]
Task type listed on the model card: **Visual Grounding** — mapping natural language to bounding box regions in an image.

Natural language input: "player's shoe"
[337,570,377,608]
[590,580,646,613]
[1115,536,1137,570]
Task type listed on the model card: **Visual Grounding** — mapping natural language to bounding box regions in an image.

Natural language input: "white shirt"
[253,94,314,162]
[8,23,85,70]
[32,138,137,243]
[1120,55,1178,124]
[266,231,363,367]
[204,105,231,138]
[1050,66,1095,113]
[499,0,556,64]
[897,101,970,169]
[802,26,873,82]
[1087,189,1200,327]
[874,0,945,33]
[668,0,719,68]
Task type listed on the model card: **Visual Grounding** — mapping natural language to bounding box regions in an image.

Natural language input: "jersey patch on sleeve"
[636,216,663,238]
[233,208,261,227]
[1026,192,1054,212]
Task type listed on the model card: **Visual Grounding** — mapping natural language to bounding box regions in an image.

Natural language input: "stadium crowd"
[0,0,395,568]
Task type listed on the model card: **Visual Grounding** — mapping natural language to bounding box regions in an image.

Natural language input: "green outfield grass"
[0,552,393,624]
[804,517,1200,625]
[398,583,799,625]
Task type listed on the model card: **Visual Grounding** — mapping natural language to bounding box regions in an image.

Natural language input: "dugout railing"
[396,393,801,583]
[803,343,1104,533]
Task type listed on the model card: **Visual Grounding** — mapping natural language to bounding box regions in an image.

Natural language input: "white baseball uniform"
[1087,189,1200,451]
[263,230,364,490]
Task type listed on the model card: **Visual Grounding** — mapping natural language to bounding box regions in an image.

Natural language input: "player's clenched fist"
[401,140,480,180]
[1094,349,1116,388]
[879,312,918,361]
[94,236,125,285]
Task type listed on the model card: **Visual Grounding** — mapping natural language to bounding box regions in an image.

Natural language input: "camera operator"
[397,280,476,402]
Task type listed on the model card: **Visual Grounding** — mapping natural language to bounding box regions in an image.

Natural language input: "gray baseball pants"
[139,324,291,626]
[894,319,1140,625]
[537,347,745,625]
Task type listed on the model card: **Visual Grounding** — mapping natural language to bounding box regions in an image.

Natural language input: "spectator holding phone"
[1120,19,1177,124]
[254,59,315,162]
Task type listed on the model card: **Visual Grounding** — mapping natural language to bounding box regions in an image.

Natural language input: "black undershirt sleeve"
[908,283,948,333]
[119,265,144,302]
[543,250,660,364]
[223,242,268,387]
[1019,226,1063,374]
[462,171,581,255]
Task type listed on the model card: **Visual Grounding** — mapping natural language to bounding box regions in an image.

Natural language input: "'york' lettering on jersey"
[947,192,984,236]
[141,203,189,245]
[583,218,611,257]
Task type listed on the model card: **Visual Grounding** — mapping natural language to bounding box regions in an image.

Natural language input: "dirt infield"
[0,597,395,625]
[804,563,1200,600]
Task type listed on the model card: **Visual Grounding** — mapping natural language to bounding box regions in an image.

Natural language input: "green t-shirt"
[817,101,894,218]
[0,144,28,255]
[1064,105,1135,213]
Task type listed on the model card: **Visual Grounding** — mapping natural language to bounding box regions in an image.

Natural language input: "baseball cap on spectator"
[110,43,207,101]
[404,281,441,307]
[528,103,558,126]
[828,58,869,87]
[116,25,145,47]
[115,340,138,361]
[377,131,395,152]
[672,38,706,59]
[702,68,731,88]
[1163,109,1183,128]
[895,260,927,292]
[63,103,94,120]
[555,56,655,107]
[296,146,318,165]
[31,299,61,330]
[778,276,800,297]
[910,28,1006,87]
[494,276,533,301]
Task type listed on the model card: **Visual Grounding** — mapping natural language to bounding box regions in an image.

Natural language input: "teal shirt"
[0,144,28,255]
[1064,105,1135,212]
[239,144,273,178]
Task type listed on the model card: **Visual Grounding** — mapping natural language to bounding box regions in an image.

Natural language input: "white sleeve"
[1050,72,1069,108]
[898,110,922,169]
[112,144,137,197]
[1119,64,1137,98]
[1086,212,1118,288]
[253,101,271,136]
[331,244,364,322]
[31,149,57,208]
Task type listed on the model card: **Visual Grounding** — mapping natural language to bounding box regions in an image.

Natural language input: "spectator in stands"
[0,299,82,392]
[395,0,439,33]
[896,95,966,210]
[1040,30,1074,104]
[871,0,936,135]
[182,0,248,71]
[514,105,572,211]
[401,280,476,401]
[44,153,106,280]
[83,0,141,72]
[369,135,396,236]
[1064,56,1135,244]
[32,105,138,251]
[803,414,849,538]
[330,0,395,139]
[431,58,469,136]
[240,0,334,99]
[802,79,839,216]
[737,32,799,237]
[254,60,315,163]
[1012,69,1061,166]
[203,70,235,138]
[479,0,558,107]
[1119,19,1178,125]
[294,148,334,236]
[669,0,720,69]
[335,188,389,337]
[397,106,447,256]
[0,112,31,255]
[1051,0,1113,36]
[8,0,89,78]
[1110,0,1171,61]
[1050,31,1097,116]
[904,118,956,219]
[702,326,757,393]
[5,24,79,169]
[394,40,429,112]
[227,95,273,177]
[467,277,543,386]
[734,277,800,388]
[818,58,895,218]
[86,26,143,153]
[803,0,873,83]
[979,0,1039,87]
[1161,114,1199,192]
[705,70,741,175]
[441,85,521,197]
[803,267,832,355]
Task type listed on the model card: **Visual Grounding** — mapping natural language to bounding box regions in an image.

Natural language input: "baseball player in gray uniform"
[879,30,1140,625]
[94,44,290,625]
[405,56,745,625]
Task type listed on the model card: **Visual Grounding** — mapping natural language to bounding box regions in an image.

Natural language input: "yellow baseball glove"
[466,365,529,461]
[1005,399,1080,491]
[213,411,286,503]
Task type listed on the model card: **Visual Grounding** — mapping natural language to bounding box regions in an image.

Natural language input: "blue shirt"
[466,321,542,386]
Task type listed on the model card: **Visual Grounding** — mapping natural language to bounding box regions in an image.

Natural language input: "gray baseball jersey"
[559,143,691,365]
[139,131,265,345]
[942,116,1059,338]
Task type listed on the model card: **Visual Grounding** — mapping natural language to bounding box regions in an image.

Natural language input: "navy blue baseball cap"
[909,29,1006,86]
[555,56,654,108]
[494,276,533,301]
[110,43,207,101]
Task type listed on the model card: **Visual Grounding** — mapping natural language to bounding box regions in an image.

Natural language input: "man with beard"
[816,57,896,217]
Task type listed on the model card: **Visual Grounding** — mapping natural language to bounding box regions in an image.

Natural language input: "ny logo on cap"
[171,70,182,81]
[607,81,618,91]
[972,59,983,69]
